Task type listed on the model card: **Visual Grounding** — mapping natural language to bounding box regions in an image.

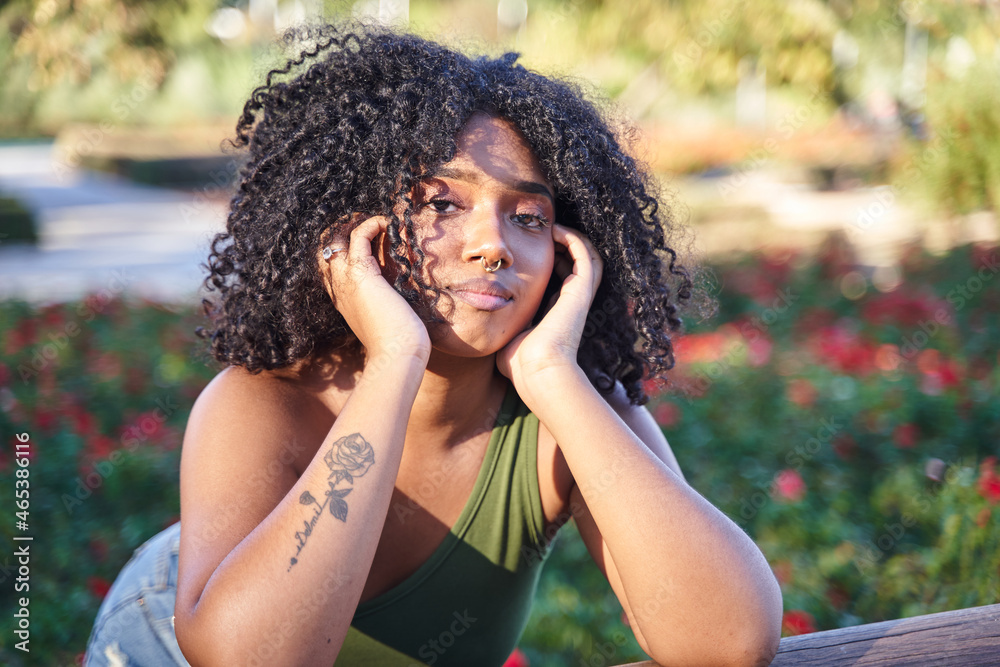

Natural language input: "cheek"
[410,223,452,278]
[523,241,555,307]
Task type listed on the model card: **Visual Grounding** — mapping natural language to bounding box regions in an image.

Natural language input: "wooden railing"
[617,603,1000,666]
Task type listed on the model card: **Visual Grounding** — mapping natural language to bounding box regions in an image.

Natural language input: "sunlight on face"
[411,113,556,358]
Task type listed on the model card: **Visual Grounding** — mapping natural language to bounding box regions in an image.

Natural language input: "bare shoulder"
[176,366,331,613]
[189,365,309,421]
[182,367,321,480]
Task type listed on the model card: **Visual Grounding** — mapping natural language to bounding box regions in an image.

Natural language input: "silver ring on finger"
[322,245,349,261]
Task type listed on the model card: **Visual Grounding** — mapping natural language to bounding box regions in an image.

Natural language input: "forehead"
[440,113,549,188]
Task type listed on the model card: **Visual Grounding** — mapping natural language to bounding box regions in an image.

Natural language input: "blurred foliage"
[645,238,1000,637]
[0,297,216,665]
[893,59,1000,218]
[0,0,254,135]
[3,240,999,664]
[0,195,38,244]
[526,0,841,99]
[2,0,999,137]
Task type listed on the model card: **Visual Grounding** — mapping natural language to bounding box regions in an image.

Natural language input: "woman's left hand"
[496,224,603,392]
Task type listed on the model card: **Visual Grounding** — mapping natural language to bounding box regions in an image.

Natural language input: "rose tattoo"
[288,433,375,571]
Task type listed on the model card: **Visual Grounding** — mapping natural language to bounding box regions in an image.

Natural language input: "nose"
[462,206,513,271]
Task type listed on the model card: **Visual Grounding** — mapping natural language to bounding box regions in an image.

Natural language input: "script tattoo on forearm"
[288,433,375,571]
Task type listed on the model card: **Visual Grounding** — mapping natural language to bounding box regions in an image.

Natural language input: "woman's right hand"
[320,215,431,362]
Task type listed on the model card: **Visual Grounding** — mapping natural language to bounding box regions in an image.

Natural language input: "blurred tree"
[519,0,841,102]
[896,59,1000,220]
[0,0,219,135]
[833,0,1000,111]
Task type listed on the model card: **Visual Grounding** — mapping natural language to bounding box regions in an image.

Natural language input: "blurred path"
[0,142,227,303]
[2,143,995,305]
[678,169,998,265]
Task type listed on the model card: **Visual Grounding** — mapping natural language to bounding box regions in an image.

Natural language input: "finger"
[321,216,389,301]
[553,224,603,289]
[333,216,389,284]
[347,216,389,264]
[552,252,574,281]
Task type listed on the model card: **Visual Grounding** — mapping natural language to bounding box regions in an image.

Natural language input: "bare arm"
[174,351,425,666]
[174,217,432,665]
[536,375,781,667]
[498,225,781,667]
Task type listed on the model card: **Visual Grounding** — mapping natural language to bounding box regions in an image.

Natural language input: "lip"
[446,278,514,312]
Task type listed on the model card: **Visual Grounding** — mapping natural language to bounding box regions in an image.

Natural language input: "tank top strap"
[341,383,554,666]
[460,383,550,570]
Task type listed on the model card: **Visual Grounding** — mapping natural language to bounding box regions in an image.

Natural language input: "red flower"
[917,350,963,395]
[87,576,112,600]
[892,423,918,449]
[938,361,961,388]
[675,331,730,364]
[40,303,66,328]
[747,338,772,366]
[786,378,818,408]
[811,325,877,377]
[70,406,97,436]
[88,351,123,382]
[502,648,529,667]
[874,344,902,373]
[642,378,661,398]
[978,457,1000,504]
[653,401,681,428]
[135,410,164,438]
[861,290,946,329]
[4,317,38,355]
[773,469,807,502]
[831,433,857,461]
[34,407,58,434]
[87,435,115,460]
[782,610,817,636]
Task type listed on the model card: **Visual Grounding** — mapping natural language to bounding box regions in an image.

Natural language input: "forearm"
[525,368,782,667]
[177,351,427,666]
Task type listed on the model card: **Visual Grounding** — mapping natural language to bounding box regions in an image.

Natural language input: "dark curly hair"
[199,22,701,405]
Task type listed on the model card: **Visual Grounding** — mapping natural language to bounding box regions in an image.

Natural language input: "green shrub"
[1,241,998,665]
[895,60,1000,219]
[0,196,37,245]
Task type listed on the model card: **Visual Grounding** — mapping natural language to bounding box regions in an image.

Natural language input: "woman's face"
[410,112,556,357]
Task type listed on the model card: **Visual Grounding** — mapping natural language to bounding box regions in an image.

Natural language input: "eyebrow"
[432,167,555,203]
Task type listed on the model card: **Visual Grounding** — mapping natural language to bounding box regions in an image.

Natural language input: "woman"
[87,23,782,667]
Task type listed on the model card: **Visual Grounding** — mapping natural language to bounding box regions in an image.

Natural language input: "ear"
[375,229,401,285]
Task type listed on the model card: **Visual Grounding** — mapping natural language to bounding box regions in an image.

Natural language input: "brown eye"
[512,213,550,229]
[428,200,458,213]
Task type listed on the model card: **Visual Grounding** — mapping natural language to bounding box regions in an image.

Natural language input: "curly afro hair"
[200,22,701,405]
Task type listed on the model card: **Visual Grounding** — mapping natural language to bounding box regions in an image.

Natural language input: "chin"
[425,322,516,360]
[424,299,534,360]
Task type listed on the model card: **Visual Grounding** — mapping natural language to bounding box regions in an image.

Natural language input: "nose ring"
[481,257,503,273]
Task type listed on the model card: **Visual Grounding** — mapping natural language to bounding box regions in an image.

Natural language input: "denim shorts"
[85,522,190,666]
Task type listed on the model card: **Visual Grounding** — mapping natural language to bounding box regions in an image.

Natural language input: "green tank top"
[333,385,556,666]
